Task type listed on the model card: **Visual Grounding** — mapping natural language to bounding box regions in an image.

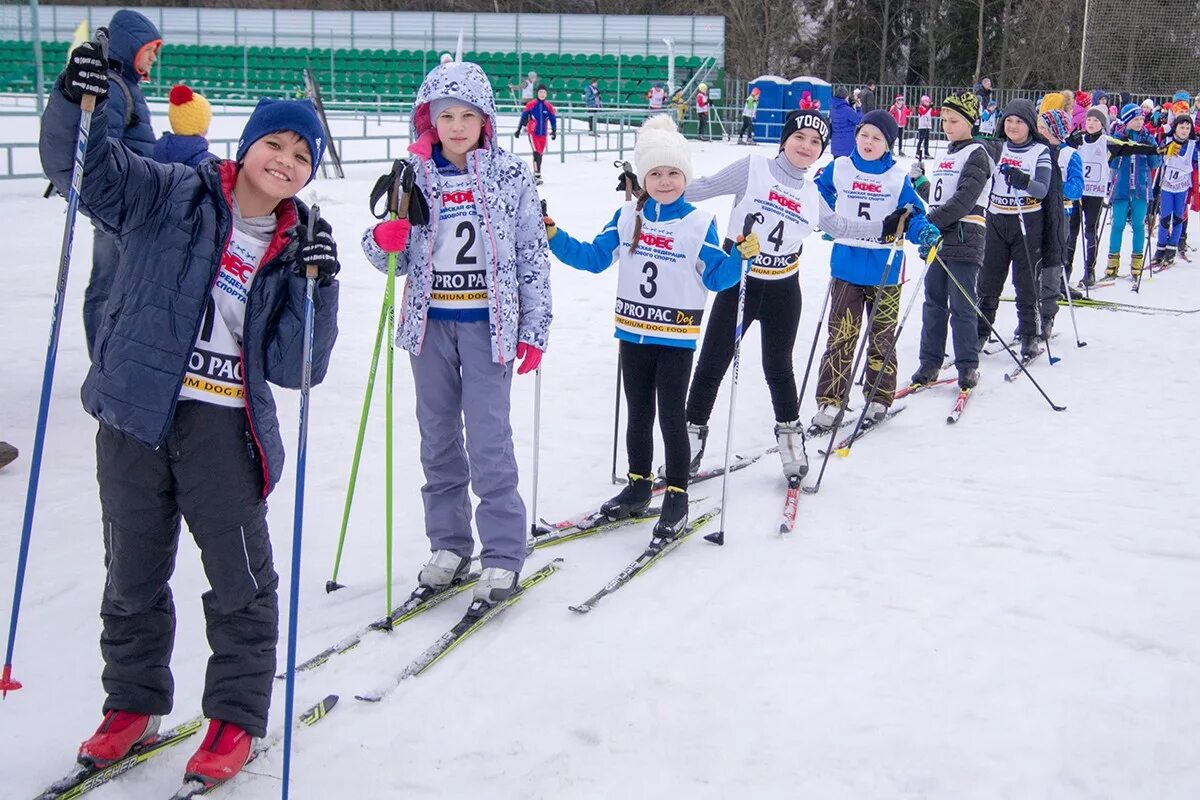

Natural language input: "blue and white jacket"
[814,151,933,286]
[547,196,742,349]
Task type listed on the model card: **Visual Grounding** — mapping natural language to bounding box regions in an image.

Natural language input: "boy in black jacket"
[910,91,995,389]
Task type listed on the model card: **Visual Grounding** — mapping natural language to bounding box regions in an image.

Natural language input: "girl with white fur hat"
[543,115,757,541]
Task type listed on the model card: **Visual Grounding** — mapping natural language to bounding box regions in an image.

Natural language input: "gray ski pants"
[410,320,527,572]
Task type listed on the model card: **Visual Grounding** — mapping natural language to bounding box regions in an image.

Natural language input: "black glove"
[880,205,912,243]
[615,169,641,194]
[62,41,108,104]
[551,130,557,140]
[297,217,339,287]
[1067,130,1083,148]
[1000,164,1031,190]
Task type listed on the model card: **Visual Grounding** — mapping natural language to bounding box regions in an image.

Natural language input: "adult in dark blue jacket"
[42,44,339,785]
[82,9,162,356]
[830,89,861,157]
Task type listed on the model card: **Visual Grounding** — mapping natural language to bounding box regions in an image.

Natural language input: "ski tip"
[568,604,591,614]
[834,447,850,458]
[353,693,382,703]
[703,530,725,546]
[324,580,345,594]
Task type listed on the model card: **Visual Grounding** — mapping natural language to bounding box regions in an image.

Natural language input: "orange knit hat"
[167,84,212,136]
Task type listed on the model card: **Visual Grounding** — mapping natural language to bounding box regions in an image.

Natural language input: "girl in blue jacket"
[812,110,937,429]
[42,44,339,791]
[544,115,755,541]
[1107,103,1163,279]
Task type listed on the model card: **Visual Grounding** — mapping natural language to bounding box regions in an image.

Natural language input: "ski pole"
[610,353,622,485]
[281,204,322,800]
[1135,167,1164,293]
[1014,201,1060,365]
[805,212,909,496]
[795,275,834,409]
[608,162,635,485]
[2,85,99,698]
[327,161,410,594]
[705,211,763,546]
[836,248,937,458]
[530,365,543,537]
[935,251,1066,411]
[1060,265,1087,348]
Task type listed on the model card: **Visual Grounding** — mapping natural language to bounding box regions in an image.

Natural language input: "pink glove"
[516,342,543,375]
[373,219,411,253]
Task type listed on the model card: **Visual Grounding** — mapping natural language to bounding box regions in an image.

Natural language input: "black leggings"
[621,341,694,490]
[686,274,802,427]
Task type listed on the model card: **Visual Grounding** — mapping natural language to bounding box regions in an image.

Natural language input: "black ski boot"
[976,334,989,353]
[652,486,688,541]
[910,363,940,386]
[1039,317,1054,343]
[601,474,653,520]
[957,367,979,390]
[1161,246,1177,267]
[1020,335,1039,359]
[1080,267,1097,288]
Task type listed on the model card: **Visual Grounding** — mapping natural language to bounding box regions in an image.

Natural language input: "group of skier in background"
[11,7,1198,795]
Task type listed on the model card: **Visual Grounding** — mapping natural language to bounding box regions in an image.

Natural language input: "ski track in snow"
[1,108,1199,799]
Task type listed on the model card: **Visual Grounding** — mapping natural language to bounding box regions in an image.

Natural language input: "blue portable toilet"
[787,76,833,116]
[748,75,790,142]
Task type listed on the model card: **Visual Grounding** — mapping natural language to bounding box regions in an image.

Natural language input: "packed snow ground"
[1,108,1199,799]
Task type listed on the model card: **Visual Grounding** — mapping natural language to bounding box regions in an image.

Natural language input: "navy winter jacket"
[830,96,861,157]
[104,9,160,157]
[40,84,339,495]
[153,132,218,168]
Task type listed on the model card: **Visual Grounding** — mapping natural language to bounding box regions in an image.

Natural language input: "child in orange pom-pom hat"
[153,83,218,167]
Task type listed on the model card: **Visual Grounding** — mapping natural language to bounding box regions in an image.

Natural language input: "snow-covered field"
[1,109,1199,799]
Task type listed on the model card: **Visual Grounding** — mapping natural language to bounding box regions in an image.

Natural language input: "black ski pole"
[1013,198,1060,365]
[795,276,834,409]
[805,211,910,495]
[935,251,1066,411]
[1060,264,1087,347]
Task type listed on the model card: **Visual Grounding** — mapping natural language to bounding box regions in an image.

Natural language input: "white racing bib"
[614,203,712,342]
[990,141,1049,214]
[179,224,271,407]
[927,142,991,225]
[830,156,907,249]
[1161,139,1196,194]
[1078,135,1110,197]
[430,174,489,311]
[724,156,819,280]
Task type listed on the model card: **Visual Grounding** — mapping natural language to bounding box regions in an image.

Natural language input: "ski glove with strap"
[615,170,641,195]
[735,232,761,260]
[63,41,108,104]
[297,217,339,286]
[373,219,411,253]
[516,342,542,375]
[880,204,914,244]
[916,223,942,263]
[999,164,1031,190]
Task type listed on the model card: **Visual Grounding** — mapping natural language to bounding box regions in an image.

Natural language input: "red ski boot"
[78,710,162,767]
[184,719,253,787]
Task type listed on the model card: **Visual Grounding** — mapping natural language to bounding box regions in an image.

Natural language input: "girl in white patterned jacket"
[362,61,551,607]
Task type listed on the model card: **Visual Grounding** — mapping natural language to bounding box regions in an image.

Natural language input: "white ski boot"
[810,404,839,430]
[418,550,470,590]
[865,402,888,423]
[473,568,518,606]
[773,420,808,478]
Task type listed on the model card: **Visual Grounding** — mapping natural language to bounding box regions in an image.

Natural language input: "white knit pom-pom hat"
[634,114,693,183]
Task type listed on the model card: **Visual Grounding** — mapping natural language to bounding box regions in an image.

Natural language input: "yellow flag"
[69,19,89,61]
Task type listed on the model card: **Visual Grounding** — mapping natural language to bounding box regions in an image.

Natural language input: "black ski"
[286,574,481,676]
[568,508,720,614]
[355,559,564,703]
[166,696,337,798]
[35,717,204,800]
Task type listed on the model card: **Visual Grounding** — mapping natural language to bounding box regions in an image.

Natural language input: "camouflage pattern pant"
[815,278,902,410]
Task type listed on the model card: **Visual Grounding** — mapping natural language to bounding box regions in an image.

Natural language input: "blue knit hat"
[236,98,326,184]
[1119,103,1141,124]
[858,109,899,149]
